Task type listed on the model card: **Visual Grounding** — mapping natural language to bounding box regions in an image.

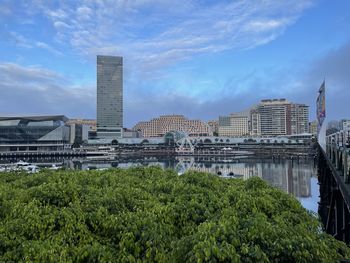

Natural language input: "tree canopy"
[0,167,349,262]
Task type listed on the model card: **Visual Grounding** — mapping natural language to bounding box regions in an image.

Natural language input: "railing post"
[335,147,340,170]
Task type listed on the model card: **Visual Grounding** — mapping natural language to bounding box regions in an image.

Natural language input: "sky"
[0,0,350,128]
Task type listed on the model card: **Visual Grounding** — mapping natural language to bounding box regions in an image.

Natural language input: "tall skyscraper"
[96,55,123,139]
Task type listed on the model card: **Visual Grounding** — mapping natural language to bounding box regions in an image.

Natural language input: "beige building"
[251,99,309,136]
[133,115,212,138]
[218,114,249,137]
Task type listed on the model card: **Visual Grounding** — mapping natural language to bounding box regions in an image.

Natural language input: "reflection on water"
[64,157,318,211]
[1,156,318,212]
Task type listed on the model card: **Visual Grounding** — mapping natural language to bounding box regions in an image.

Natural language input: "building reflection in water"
[167,157,314,199]
[54,157,316,199]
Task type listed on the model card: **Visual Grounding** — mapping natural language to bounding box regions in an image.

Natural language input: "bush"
[0,167,349,262]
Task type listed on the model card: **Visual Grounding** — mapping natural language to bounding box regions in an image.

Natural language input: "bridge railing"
[326,129,350,183]
[319,133,350,244]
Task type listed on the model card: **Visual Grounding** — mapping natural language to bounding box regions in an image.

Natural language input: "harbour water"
[0,157,318,212]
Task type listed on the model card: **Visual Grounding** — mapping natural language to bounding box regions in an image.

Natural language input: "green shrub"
[0,167,349,262]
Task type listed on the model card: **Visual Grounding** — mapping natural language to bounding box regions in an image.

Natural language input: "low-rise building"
[0,115,70,152]
[133,115,212,138]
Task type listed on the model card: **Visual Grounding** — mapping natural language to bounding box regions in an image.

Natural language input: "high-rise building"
[133,115,212,138]
[96,55,123,139]
[251,99,309,136]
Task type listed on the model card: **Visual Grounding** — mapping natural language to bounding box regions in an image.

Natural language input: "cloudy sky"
[0,0,349,127]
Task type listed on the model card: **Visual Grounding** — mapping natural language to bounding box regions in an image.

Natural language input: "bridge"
[318,129,350,244]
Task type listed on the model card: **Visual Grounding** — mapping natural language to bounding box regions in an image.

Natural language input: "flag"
[316,80,326,134]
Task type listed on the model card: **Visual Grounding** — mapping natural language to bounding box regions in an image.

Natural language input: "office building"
[218,114,249,137]
[96,55,123,139]
[0,115,70,152]
[133,115,212,138]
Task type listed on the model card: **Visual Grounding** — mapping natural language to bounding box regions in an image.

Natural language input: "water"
[1,156,318,212]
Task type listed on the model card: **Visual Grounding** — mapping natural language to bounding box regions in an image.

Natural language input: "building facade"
[290,103,309,134]
[66,119,97,143]
[133,115,212,138]
[218,114,249,137]
[251,99,309,136]
[250,109,261,136]
[96,55,123,139]
[0,115,70,152]
[257,99,288,136]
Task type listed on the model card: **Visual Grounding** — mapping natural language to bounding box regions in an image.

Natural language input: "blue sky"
[0,0,350,128]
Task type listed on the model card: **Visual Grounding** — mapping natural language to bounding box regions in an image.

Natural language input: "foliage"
[0,167,349,262]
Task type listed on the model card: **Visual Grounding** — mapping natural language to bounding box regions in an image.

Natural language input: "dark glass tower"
[96,55,123,138]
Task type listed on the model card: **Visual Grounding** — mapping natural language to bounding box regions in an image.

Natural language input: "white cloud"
[46,9,68,20]
[0,62,95,118]
[53,21,72,30]
[4,31,63,56]
[8,31,32,48]
[0,0,321,125]
[0,62,65,84]
[76,6,93,20]
[36,41,63,56]
[245,19,288,32]
[25,0,314,72]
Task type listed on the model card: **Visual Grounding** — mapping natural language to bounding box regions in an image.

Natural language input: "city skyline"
[1,1,350,127]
